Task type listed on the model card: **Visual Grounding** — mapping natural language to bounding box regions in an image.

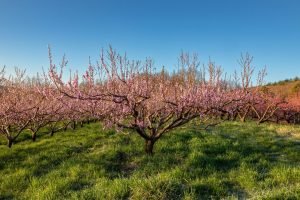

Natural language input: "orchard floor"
[0,121,300,199]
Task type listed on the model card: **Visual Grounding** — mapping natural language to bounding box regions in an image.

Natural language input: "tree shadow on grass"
[191,123,299,197]
[129,122,300,198]
[68,180,93,191]
[0,194,14,200]
[1,122,299,199]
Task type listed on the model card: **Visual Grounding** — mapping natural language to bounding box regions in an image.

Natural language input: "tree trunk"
[63,122,70,131]
[257,119,263,125]
[240,116,246,122]
[232,113,238,121]
[32,132,37,142]
[80,121,84,128]
[8,139,13,148]
[50,129,54,136]
[145,139,155,155]
[72,121,76,130]
[276,116,279,124]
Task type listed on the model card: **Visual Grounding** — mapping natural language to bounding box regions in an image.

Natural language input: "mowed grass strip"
[0,121,299,199]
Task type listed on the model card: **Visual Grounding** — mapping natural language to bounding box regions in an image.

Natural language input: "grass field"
[0,121,300,199]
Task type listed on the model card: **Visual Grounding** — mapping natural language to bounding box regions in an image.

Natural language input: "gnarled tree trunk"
[145,139,156,155]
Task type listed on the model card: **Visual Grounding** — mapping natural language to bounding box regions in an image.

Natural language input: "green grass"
[0,121,300,199]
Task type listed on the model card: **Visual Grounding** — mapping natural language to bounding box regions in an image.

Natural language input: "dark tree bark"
[145,139,156,155]
[8,139,13,148]
[72,121,76,130]
[32,132,37,142]
[50,129,55,136]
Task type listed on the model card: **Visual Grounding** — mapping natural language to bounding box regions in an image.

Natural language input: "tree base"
[145,140,155,155]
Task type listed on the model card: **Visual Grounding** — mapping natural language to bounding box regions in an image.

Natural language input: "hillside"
[1,122,299,199]
[265,78,300,98]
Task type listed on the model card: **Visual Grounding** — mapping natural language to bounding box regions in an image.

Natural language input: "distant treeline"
[266,76,300,86]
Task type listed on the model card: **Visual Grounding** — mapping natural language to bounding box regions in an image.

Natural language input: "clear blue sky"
[0,0,299,82]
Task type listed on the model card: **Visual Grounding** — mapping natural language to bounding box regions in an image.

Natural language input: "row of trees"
[1,48,299,153]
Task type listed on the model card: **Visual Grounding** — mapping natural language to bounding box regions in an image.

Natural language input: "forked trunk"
[257,119,263,125]
[145,139,156,155]
[63,121,71,131]
[240,116,246,122]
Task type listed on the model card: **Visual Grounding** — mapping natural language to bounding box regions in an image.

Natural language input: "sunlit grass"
[0,121,300,199]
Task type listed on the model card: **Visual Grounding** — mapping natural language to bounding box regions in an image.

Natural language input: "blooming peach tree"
[0,70,40,147]
[49,47,239,154]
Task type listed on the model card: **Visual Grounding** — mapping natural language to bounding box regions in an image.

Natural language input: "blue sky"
[0,0,299,83]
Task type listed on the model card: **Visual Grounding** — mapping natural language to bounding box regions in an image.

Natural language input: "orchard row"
[1,47,299,153]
